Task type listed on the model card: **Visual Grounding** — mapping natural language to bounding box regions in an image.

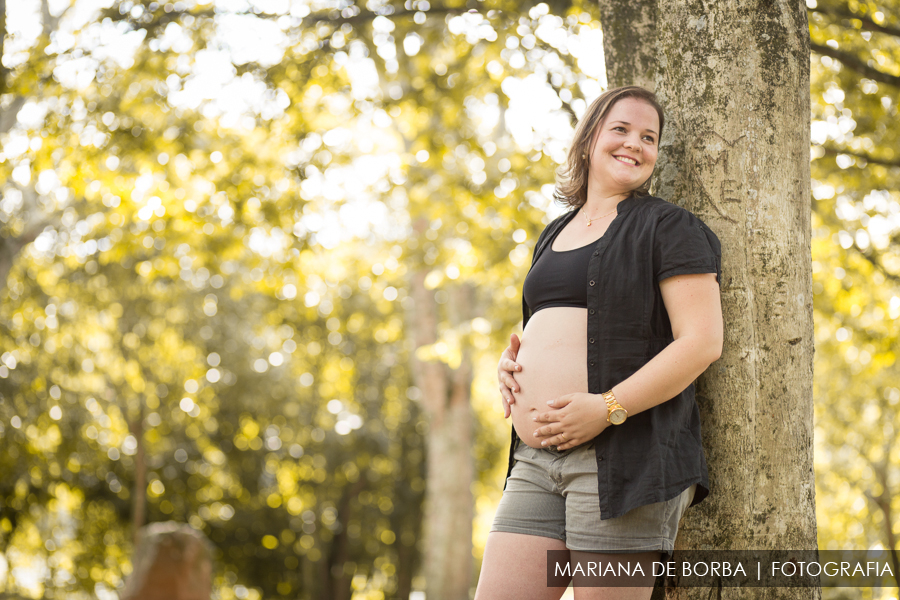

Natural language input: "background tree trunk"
[653,0,819,596]
[408,217,475,600]
[121,522,213,600]
[597,0,658,90]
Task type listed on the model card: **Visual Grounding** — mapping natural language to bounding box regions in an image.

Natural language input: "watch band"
[602,390,628,425]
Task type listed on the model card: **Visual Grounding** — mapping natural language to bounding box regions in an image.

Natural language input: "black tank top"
[523,240,596,314]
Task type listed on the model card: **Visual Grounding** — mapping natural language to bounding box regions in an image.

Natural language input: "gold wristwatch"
[602,390,628,425]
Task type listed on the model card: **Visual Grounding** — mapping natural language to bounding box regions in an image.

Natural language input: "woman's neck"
[581,191,629,218]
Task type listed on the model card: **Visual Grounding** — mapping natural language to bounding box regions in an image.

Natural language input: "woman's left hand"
[532,393,608,451]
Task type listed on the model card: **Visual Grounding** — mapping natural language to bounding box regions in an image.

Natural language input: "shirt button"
[589,309,595,314]
[589,280,596,286]
[590,361,595,366]
[598,456,604,461]
[593,251,599,256]
[589,338,595,344]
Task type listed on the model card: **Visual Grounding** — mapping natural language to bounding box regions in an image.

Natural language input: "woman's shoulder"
[629,196,720,247]
[630,195,695,218]
[630,196,715,229]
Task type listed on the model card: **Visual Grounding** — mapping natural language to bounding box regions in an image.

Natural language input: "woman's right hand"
[497,333,522,419]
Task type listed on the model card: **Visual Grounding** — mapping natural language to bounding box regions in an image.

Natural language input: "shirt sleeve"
[653,207,722,283]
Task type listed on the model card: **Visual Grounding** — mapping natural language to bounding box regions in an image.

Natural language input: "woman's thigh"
[474,532,571,600]
[569,551,660,600]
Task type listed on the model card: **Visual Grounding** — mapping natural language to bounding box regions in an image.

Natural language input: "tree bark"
[653,0,819,596]
[407,220,475,600]
[597,0,658,90]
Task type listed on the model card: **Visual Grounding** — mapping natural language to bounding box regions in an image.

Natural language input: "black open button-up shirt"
[506,195,722,520]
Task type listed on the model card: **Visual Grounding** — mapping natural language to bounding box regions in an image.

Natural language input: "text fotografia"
[545,550,898,588]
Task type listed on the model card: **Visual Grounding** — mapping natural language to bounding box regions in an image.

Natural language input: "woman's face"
[587,97,660,194]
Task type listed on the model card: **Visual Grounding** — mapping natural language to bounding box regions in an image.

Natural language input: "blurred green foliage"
[0,0,600,597]
[807,0,900,596]
[1,0,899,598]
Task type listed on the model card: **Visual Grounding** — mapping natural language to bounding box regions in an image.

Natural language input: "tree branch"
[852,243,900,284]
[40,0,70,38]
[301,5,468,28]
[531,39,581,128]
[818,146,900,168]
[0,221,47,290]
[103,5,471,40]
[864,456,900,590]
[0,95,26,135]
[1,0,8,96]
[544,71,578,129]
[808,6,900,40]
[810,42,900,88]
[810,199,900,285]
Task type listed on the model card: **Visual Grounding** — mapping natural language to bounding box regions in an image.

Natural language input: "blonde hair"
[554,86,664,208]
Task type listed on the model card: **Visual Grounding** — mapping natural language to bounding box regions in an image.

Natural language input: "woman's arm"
[532,272,722,450]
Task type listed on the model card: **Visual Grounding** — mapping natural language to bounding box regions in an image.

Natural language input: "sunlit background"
[1,0,899,598]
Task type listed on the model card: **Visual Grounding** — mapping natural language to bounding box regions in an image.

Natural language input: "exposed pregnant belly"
[510,307,589,448]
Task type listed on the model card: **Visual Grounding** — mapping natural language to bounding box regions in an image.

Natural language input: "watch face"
[610,409,627,425]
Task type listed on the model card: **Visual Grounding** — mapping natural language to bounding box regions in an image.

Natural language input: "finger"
[501,393,511,419]
[538,428,566,446]
[533,424,559,439]
[500,357,522,373]
[509,334,521,357]
[497,361,519,393]
[499,384,516,407]
[533,411,559,424]
[502,374,520,394]
[547,394,572,408]
[545,432,568,448]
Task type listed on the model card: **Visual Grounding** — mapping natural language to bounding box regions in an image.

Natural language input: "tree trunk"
[131,408,147,547]
[597,0,658,90]
[407,224,475,600]
[325,479,366,600]
[121,522,213,600]
[600,0,819,596]
[653,0,819,596]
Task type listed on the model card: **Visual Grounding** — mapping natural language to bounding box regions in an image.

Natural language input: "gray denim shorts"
[491,441,696,554]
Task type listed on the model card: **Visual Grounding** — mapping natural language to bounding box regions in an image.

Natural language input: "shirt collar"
[616,195,643,214]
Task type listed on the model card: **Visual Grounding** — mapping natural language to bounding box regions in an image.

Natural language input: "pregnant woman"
[474,86,723,600]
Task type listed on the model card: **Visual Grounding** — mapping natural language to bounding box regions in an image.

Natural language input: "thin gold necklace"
[581,205,617,227]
